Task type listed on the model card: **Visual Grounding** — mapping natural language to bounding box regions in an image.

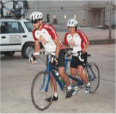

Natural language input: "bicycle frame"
[44,54,86,92]
[44,55,64,91]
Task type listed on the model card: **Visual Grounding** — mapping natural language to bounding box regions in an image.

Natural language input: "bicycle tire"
[31,71,54,110]
[86,62,100,93]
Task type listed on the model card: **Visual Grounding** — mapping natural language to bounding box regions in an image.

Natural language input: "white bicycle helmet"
[29,12,43,21]
[67,19,78,27]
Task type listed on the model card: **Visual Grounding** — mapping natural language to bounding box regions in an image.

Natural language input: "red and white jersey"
[32,23,59,53]
[63,30,89,56]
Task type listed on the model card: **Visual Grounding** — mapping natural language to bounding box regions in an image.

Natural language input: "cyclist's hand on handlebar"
[51,56,58,66]
[82,50,86,54]
[54,56,58,63]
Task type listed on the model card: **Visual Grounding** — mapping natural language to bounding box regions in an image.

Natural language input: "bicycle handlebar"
[38,48,84,62]
[64,48,84,62]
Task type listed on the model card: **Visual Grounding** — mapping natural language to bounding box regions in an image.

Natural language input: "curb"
[90,39,115,45]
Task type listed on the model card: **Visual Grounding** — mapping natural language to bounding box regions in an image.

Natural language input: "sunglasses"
[32,20,39,24]
[68,27,75,29]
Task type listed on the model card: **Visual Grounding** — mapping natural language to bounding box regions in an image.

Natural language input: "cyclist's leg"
[46,56,58,101]
[76,52,90,93]
[79,52,89,83]
[70,56,79,84]
[50,73,57,94]
[70,67,77,84]
[77,65,91,93]
[46,55,57,92]
[58,67,70,87]
[58,67,73,98]
[58,49,73,98]
[70,67,80,95]
[46,73,58,102]
[77,65,88,84]
[58,49,71,87]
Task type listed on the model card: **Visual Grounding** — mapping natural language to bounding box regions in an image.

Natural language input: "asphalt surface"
[1,44,115,113]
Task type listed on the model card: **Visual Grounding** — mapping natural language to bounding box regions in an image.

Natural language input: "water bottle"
[56,72,64,84]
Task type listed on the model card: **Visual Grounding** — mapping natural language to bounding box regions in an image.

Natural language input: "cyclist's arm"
[46,24,60,57]
[53,38,61,57]
[34,40,40,58]
[82,41,89,53]
[77,31,89,53]
[62,33,69,48]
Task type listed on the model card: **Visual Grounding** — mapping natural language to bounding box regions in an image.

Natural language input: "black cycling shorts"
[70,52,87,68]
[58,49,66,67]
[46,49,66,67]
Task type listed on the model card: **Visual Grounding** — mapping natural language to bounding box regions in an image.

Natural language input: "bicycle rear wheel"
[86,62,100,93]
[31,71,54,110]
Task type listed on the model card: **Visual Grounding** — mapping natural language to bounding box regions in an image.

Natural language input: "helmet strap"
[75,25,77,31]
[35,23,42,30]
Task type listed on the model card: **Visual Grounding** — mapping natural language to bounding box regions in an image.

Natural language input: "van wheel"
[4,51,15,56]
[22,43,34,59]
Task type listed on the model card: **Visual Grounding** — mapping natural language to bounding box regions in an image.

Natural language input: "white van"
[0,18,36,59]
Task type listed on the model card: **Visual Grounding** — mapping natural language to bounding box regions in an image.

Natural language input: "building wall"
[27,1,89,26]
[27,0,115,26]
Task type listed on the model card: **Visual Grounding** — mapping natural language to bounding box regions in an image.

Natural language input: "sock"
[86,82,90,86]
[67,85,72,91]
[74,86,78,90]
[54,92,58,97]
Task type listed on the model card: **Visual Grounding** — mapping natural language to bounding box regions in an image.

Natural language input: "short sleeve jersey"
[32,23,59,52]
[63,30,89,56]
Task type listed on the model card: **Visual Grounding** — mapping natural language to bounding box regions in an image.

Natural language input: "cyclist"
[29,12,73,100]
[63,18,90,95]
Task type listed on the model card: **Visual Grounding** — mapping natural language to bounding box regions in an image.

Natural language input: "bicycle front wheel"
[87,62,100,93]
[31,71,54,110]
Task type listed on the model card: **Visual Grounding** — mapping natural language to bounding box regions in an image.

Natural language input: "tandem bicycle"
[31,48,100,110]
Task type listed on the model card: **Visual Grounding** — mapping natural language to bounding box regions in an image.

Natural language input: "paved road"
[0,44,115,113]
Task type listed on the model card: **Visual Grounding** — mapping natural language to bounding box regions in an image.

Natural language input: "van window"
[24,22,33,32]
[0,21,24,34]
